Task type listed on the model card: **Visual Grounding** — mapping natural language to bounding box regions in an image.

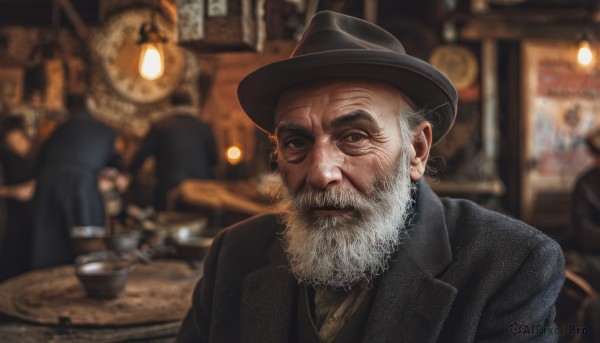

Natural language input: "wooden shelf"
[425,178,505,196]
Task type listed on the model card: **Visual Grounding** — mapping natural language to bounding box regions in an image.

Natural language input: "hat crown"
[237,10,458,144]
[292,11,406,57]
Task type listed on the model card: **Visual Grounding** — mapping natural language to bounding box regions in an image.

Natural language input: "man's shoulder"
[71,115,114,132]
[53,117,113,138]
[204,213,285,272]
[216,213,284,248]
[221,212,283,234]
[436,197,564,298]
[155,113,207,131]
[440,197,559,254]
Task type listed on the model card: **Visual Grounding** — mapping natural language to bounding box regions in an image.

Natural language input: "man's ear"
[409,122,433,182]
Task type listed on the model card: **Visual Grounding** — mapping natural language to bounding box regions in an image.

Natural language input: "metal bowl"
[75,260,131,299]
[156,212,208,237]
[104,232,141,253]
[142,212,208,249]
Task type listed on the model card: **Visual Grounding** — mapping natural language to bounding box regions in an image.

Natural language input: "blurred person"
[30,94,124,269]
[0,115,35,281]
[561,127,600,341]
[128,87,218,212]
[570,128,600,287]
[177,11,565,343]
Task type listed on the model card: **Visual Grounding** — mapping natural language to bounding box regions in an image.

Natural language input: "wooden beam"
[52,0,61,37]
[461,20,600,41]
[305,0,320,28]
[59,0,88,39]
[363,0,378,24]
[593,0,600,22]
[466,8,590,25]
[160,0,177,23]
[471,0,487,14]
[481,39,499,176]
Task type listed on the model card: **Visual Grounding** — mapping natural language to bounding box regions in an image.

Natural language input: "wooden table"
[0,260,202,342]
[0,319,180,343]
[170,179,279,215]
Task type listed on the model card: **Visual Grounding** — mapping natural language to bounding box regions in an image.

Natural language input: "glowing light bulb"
[578,40,593,66]
[139,43,164,80]
[226,146,243,165]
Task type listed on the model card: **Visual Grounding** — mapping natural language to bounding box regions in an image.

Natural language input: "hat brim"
[237,49,457,144]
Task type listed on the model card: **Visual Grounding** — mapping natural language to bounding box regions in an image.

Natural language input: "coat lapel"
[363,250,457,343]
[240,237,298,343]
[363,180,458,343]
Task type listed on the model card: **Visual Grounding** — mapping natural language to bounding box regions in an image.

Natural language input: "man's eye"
[284,138,309,149]
[344,133,367,143]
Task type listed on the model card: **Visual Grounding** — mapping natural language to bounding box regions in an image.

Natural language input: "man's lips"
[309,206,352,215]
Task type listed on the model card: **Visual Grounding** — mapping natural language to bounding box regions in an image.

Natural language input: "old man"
[177,11,565,343]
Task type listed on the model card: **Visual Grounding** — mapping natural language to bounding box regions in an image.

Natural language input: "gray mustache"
[289,189,371,212]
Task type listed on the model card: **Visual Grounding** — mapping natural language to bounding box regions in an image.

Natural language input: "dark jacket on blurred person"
[128,89,218,211]
[0,116,34,280]
[572,128,600,254]
[31,97,123,269]
[573,167,600,254]
[569,129,600,290]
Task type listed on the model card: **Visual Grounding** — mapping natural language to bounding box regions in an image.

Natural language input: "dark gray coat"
[177,180,565,342]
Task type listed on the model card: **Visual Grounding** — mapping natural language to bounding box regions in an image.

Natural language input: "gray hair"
[397,100,430,143]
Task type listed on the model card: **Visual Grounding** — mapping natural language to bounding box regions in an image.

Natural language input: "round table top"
[0,260,202,326]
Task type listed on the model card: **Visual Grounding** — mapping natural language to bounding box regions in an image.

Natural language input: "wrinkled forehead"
[274,78,415,124]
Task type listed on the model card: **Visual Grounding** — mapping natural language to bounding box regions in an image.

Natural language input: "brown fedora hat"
[237,10,458,144]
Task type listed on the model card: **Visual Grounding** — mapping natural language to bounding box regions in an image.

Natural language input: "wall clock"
[429,45,479,91]
[92,8,186,104]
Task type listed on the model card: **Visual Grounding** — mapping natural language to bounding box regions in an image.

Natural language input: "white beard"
[279,154,415,289]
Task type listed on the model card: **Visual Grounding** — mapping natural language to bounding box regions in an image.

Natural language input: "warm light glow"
[578,40,593,66]
[226,146,243,165]
[139,43,164,80]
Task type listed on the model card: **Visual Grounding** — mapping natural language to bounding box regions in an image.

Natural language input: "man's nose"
[306,143,343,190]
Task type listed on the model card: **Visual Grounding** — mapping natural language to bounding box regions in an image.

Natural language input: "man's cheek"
[278,166,304,193]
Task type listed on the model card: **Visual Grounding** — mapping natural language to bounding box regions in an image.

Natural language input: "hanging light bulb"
[226,146,243,165]
[578,40,593,66]
[139,42,164,80]
[137,11,167,81]
[577,31,595,67]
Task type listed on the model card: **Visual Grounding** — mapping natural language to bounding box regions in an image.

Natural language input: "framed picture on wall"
[0,67,24,107]
[521,40,599,225]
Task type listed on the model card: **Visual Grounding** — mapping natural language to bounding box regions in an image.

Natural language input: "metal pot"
[75,260,131,299]
[104,232,142,253]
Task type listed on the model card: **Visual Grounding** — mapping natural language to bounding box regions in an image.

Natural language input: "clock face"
[429,45,479,91]
[93,8,186,104]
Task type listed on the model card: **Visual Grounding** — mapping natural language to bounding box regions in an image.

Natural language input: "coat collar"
[401,179,454,277]
[240,231,298,343]
[241,180,457,343]
[361,180,457,343]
